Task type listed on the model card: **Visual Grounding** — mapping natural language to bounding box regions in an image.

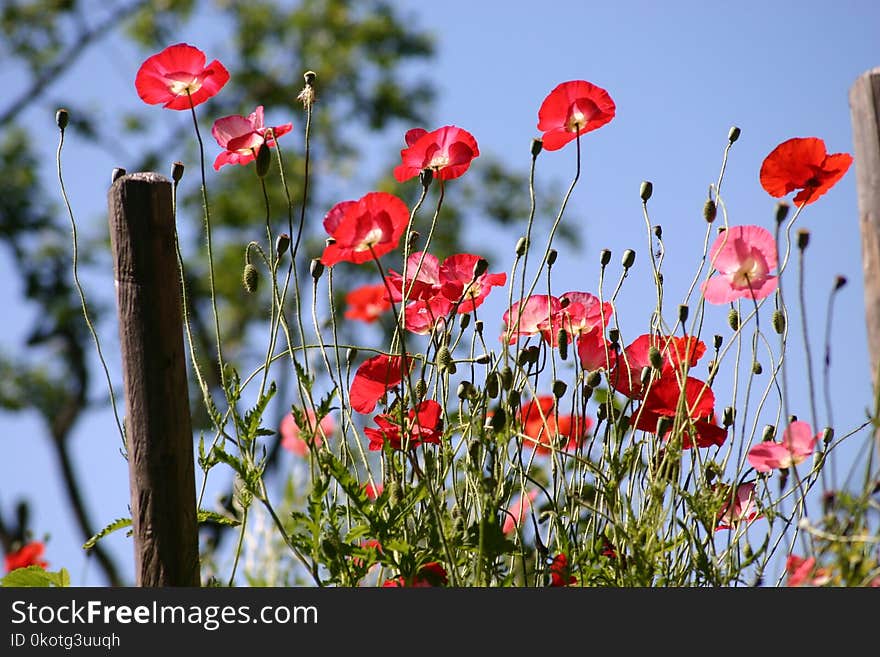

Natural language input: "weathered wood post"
[108,171,200,586]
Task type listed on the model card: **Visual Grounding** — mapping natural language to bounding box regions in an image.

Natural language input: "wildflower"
[279,409,335,457]
[537,80,616,151]
[747,420,818,472]
[364,399,443,451]
[437,253,506,315]
[344,284,392,323]
[349,353,412,414]
[612,334,706,399]
[382,561,448,587]
[716,481,762,531]
[384,252,442,303]
[548,554,576,586]
[320,193,409,266]
[785,555,831,587]
[502,295,562,344]
[760,137,853,205]
[541,291,613,346]
[631,375,727,449]
[701,225,779,305]
[135,43,229,110]
[502,489,539,535]
[211,105,292,170]
[5,541,48,572]
[393,126,480,182]
[520,395,592,455]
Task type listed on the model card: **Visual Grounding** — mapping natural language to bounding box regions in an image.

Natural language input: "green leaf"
[2,566,70,588]
[83,517,132,550]
[198,510,240,527]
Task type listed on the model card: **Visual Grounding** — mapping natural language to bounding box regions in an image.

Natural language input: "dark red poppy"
[135,43,229,110]
[549,554,576,587]
[759,137,853,205]
[630,375,727,449]
[393,125,480,182]
[344,284,392,323]
[349,353,412,414]
[537,80,616,151]
[320,192,409,266]
[382,561,448,587]
[5,541,48,572]
[364,399,444,451]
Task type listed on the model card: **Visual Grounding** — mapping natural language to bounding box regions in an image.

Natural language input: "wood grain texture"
[108,172,199,586]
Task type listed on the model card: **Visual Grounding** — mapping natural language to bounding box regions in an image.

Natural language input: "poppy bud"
[608,328,620,346]
[459,313,471,330]
[515,236,529,256]
[713,334,723,350]
[546,249,558,266]
[310,258,324,280]
[473,258,489,278]
[557,329,569,360]
[242,263,259,293]
[388,481,402,506]
[703,198,717,223]
[728,126,741,143]
[56,108,69,130]
[413,378,427,400]
[640,366,652,387]
[621,249,636,269]
[796,229,810,250]
[346,347,358,365]
[762,424,775,442]
[834,275,847,290]
[552,379,567,399]
[507,390,521,410]
[420,168,433,189]
[640,180,653,202]
[275,233,290,259]
[475,353,491,365]
[457,381,472,400]
[648,346,663,371]
[437,345,455,373]
[728,308,740,330]
[722,406,735,428]
[600,248,612,266]
[486,373,500,399]
[111,167,126,184]
[531,138,543,157]
[586,370,602,388]
[489,406,507,432]
[752,361,763,375]
[474,320,484,335]
[582,385,594,400]
[171,161,185,183]
[772,309,785,334]
[822,427,834,445]
[255,144,271,177]
[596,403,608,421]
[678,304,689,324]
[775,202,790,224]
[500,366,514,390]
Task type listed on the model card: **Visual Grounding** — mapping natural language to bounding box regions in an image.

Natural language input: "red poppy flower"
[382,561,448,587]
[135,43,230,110]
[211,105,292,170]
[631,375,727,449]
[384,252,442,303]
[759,137,853,206]
[363,482,383,500]
[785,555,831,587]
[576,326,614,372]
[611,333,706,399]
[393,125,480,182]
[364,399,444,451]
[403,296,454,335]
[702,225,778,305]
[279,409,335,457]
[438,254,507,315]
[5,541,48,572]
[537,80,616,151]
[320,192,409,266]
[520,395,592,455]
[349,353,412,414]
[548,553,576,587]
[344,284,392,323]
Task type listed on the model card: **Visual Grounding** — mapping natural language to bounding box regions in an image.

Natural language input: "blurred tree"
[0,0,566,584]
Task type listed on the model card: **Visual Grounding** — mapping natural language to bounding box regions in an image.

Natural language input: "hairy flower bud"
[772,309,785,334]
[557,329,569,360]
[437,345,455,373]
[586,370,602,388]
[414,378,427,400]
[242,263,259,293]
[515,236,529,257]
[275,233,290,259]
[648,346,663,371]
[552,379,567,399]
[703,198,717,223]
[500,366,514,390]
[459,313,471,330]
[752,361,763,375]
[728,308,740,331]
[310,258,324,280]
[486,372,500,399]
[546,249,558,267]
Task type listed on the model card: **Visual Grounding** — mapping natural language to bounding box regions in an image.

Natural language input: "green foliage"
[1,566,70,588]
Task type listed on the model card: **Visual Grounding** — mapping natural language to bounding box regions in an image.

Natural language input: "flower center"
[566,111,587,133]
[355,227,385,252]
[167,76,203,96]
[428,153,450,170]
[731,255,765,288]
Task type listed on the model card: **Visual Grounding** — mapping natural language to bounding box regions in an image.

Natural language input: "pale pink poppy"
[747,420,817,472]
[716,481,762,531]
[280,409,335,456]
[702,225,778,304]
[502,489,539,535]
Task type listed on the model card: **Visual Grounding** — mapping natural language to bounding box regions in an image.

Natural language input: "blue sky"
[2,0,879,585]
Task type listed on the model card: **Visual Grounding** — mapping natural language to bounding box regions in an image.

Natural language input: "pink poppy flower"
[502,489,539,535]
[760,137,853,206]
[747,420,818,473]
[280,409,335,457]
[211,105,293,170]
[541,292,613,347]
[537,80,616,151]
[716,481,762,531]
[786,555,831,587]
[320,193,410,266]
[349,353,412,414]
[135,43,229,110]
[384,252,442,303]
[502,295,562,344]
[702,225,778,305]
[393,126,480,182]
[364,399,444,451]
[403,296,454,335]
[576,326,614,372]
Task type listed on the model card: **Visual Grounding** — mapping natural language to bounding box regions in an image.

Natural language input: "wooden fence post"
[108,171,200,586]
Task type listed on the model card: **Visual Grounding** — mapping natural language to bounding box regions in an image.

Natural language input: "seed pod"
[834,275,847,291]
[678,304,689,324]
[420,168,434,189]
[653,224,662,240]
[507,390,521,410]
[310,258,324,280]
[796,229,810,250]
[608,328,620,346]
[457,381,472,400]
[474,320,484,335]
[621,249,636,269]
[552,379,567,398]
[722,406,735,428]
[475,353,491,365]
[600,249,612,266]
[648,346,663,371]
[713,334,723,350]
[640,366,652,387]
[500,366,514,390]
[275,233,291,259]
[728,126,741,143]
[515,236,529,256]
[459,313,471,330]
[558,329,569,360]
[171,161,185,183]
[586,370,602,388]
[546,249,558,266]
[762,424,776,442]
[752,361,763,375]
[255,143,271,177]
[486,372,500,399]
[490,406,507,432]
[531,138,543,157]
[775,201,790,224]
[473,258,489,278]
[640,180,653,202]
[55,108,69,130]
[242,263,259,293]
